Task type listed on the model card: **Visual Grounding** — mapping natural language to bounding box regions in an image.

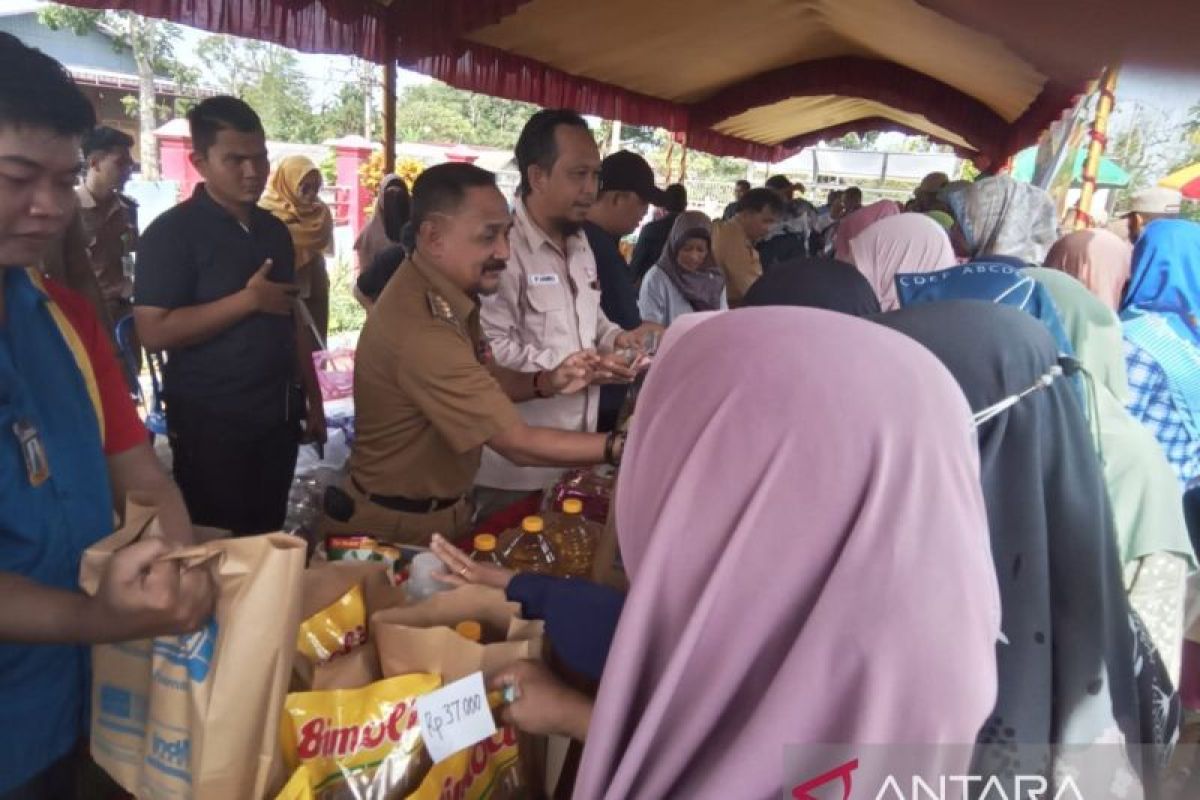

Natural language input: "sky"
[1116,66,1200,116]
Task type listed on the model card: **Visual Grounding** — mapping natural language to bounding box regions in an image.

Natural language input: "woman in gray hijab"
[638,210,727,327]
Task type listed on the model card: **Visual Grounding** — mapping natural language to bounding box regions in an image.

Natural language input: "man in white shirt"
[475,109,648,519]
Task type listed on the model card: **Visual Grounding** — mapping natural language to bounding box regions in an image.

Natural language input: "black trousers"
[168,401,300,536]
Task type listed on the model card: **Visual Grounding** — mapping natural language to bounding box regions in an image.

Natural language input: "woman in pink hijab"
[492,309,1001,799]
[833,199,900,261]
[851,213,959,310]
[1044,228,1133,310]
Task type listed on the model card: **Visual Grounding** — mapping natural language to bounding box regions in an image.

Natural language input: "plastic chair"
[113,314,168,440]
[113,314,140,394]
[142,350,168,439]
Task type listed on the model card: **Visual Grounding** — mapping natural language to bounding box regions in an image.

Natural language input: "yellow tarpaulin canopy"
[53,0,1200,162]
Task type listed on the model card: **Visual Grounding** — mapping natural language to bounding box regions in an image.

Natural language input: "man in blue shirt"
[0,34,214,799]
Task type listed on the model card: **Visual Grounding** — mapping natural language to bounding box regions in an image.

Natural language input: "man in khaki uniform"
[711,188,783,306]
[323,163,624,545]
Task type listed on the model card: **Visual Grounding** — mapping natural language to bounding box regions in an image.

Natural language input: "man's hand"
[613,322,664,354]
[590,353,638,385]
[244,259,297,316]
[84,539,215,643]
[546,350,598,396]
[491,659,593,740]
[303,393,327,445]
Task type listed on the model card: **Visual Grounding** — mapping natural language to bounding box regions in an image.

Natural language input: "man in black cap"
[585,151,665,329]
[584,150,667,430]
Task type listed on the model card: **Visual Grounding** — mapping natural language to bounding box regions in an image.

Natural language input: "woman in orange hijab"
[261,155,334,343]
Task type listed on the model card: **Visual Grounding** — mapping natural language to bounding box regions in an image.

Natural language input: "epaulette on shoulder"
[426,290,460,330]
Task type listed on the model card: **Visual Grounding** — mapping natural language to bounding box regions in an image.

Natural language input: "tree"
[827,131,882,150]
[315,58,379,141]
[1109,101,1181,207]
[394,97,474,144]
[390,83,537,147]
[196,36,322,143]
[1171,101,1200,172]
[38,5,192,178]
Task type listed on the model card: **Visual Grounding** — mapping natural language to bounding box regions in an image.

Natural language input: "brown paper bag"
[590,479,629,591]
[300,561,406,622]
[80,501,306,800]
[371,585,548,799]
[371,585,542,683]
[311,639,381,691]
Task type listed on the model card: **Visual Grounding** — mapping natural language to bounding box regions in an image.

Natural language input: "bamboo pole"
[678,134,689,183]
[1074,65,1119,230]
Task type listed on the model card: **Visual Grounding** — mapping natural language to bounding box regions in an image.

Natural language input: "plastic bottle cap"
[455,621,482,642]
[473,533,497,552]
[521,516,545,534]
[562,499,584,515]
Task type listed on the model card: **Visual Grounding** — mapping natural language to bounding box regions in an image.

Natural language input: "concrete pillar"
[325,135,376,237]
[154,118,201,202]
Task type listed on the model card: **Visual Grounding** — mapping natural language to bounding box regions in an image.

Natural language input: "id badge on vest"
[13,419,50,487]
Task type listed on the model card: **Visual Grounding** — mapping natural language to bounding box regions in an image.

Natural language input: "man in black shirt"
[629,183,687,280]
[135,96,325,535]
[583,151,665,431]
[723,179,750,220]
[584,151,662,330]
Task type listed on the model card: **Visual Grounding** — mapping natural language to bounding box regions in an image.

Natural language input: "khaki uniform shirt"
[349,254,521,499]
[76,184,138,303]
[712,218,762,306]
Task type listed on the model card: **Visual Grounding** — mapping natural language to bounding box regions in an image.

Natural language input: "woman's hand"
[430,533,515,591]
[491,659,593,740]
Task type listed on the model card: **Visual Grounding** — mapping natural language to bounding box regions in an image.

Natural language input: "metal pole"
[1074,65,1119,230]
[361,59,373,141]
[383,53,397,175]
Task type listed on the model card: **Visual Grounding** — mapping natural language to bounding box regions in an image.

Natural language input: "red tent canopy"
[53,0,1200,163]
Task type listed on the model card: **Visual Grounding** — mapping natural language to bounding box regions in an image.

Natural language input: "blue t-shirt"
[895,261,1075,357]
[0,268,115,791]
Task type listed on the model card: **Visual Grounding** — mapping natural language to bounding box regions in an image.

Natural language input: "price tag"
[416,672,497,764]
